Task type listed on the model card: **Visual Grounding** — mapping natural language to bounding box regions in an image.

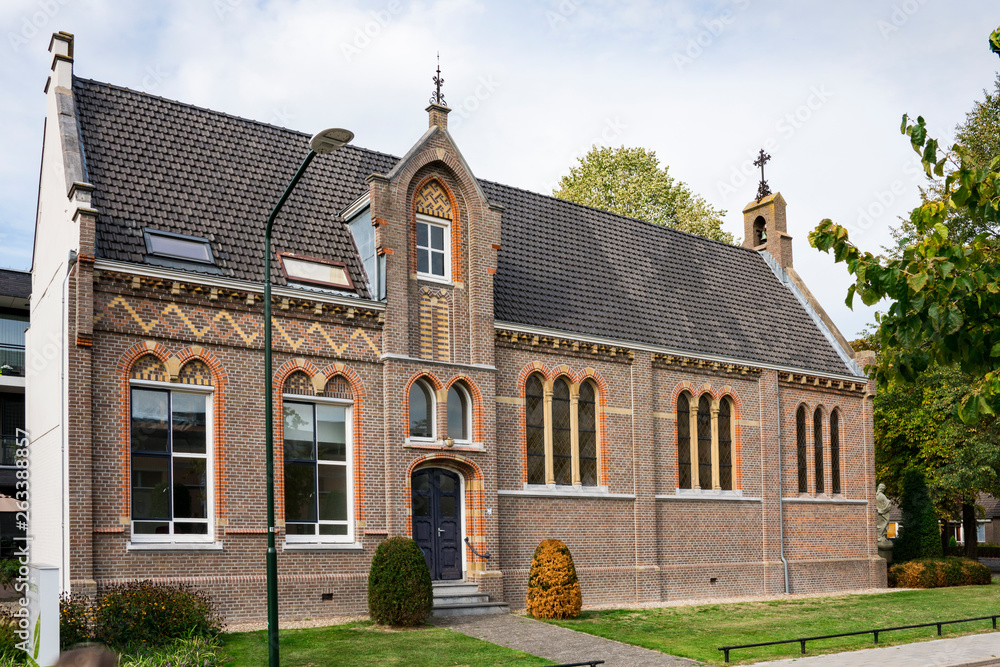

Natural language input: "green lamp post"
[263,127,354,666]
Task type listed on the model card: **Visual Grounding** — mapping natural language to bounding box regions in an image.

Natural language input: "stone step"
[432,582,480,597]
[431,601,510,618]
[434,593,490,605]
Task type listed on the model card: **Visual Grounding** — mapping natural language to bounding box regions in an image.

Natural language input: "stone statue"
[876,483,893,552]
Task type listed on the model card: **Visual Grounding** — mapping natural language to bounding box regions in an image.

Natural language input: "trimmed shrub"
[526,539,582,620]
[888,557,991,588]
[59,591,94,649]
[367,536,433,626]
[894,468,943,561]
[93,581,221,649]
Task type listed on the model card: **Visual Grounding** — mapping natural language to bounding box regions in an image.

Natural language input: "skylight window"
[279,253,354,290]
[144,229,214,264]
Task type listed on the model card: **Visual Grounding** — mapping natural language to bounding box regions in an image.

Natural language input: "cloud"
[0,0,997,339]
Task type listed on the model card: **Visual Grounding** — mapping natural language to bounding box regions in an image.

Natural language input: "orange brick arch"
[403,371,444,439]
[409,173,464,283]
[671,381,746,491]
[444,374,485,443]
[405,453,489,570]
[115,342,229,526]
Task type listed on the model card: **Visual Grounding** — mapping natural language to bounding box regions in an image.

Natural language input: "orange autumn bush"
[888,557,991,589]
[526,539,582,619]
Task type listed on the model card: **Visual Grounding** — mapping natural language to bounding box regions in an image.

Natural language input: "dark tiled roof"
[0,269,30,300]
[73,78,397,297]
[72,78,854,376]
[485,183,853,375]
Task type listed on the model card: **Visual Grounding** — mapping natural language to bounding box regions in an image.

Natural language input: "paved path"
[746,632,1000,667]
[436,613,1000,667]
[433,613,697,666]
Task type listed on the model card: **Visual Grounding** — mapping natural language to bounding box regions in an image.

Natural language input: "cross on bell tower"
[754,148,771,202]
[430,53,446,107]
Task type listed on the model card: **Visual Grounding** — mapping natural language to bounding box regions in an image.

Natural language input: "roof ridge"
[480,177,753,254]
[71,76,401,164]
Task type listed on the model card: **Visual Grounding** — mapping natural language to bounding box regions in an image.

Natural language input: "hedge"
[888,557,992,588]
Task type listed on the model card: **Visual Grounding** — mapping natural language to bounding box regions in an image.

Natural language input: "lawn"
[222,621,551,666]
[545,581,1000,664]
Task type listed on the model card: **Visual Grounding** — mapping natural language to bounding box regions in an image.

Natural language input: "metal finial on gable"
[430,53,446,107]
[754,148,772,202]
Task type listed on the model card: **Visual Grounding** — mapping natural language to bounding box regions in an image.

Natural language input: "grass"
[222,621,552,666]
[544,581,1000,665]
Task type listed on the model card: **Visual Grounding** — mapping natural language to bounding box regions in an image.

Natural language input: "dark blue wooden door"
[411,468,462,580]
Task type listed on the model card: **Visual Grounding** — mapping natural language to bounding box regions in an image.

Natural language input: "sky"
[0,0,997,341]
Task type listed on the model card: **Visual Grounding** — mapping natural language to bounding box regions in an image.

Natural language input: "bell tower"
[742,192,792,269]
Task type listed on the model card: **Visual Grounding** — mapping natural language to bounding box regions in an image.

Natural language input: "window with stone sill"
[416,214,451,281]
[447,383,472,444]
[676,392,735,491]
[409,378,436,440]
[130,386,213,542]
[525,374,599,487]
[282,398,353,542]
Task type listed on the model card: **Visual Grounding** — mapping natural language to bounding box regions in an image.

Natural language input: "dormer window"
[279,253,354,290]
[144,229,214,265]
[416,214,450,281]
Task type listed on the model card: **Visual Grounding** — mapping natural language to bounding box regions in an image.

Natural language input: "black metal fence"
[719,615,1000,662]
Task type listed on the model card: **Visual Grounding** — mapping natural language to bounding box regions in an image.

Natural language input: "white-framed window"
[409,378,436,440]
[416,213,451,281]
[129,383,213,542]
[283,396,354,542]
[447,383,472,444]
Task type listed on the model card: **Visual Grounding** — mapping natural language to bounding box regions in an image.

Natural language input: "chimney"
[742,192,792,269]
[427,103,450,130]
[47,31,74,90]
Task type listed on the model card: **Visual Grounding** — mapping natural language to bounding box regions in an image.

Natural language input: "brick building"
[28,33,884,622]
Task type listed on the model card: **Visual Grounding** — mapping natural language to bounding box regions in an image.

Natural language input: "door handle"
[437,528,445,536]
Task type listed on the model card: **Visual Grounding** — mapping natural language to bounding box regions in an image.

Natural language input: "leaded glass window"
[796,406,808,493]
[677,393,692,489]
[814,408,824,494]
[718,397,733,491]
[831,409,841,494]
[697,395,712,488]
[551,378,572,485]
[525,374,545,484]
[578,381,598,486]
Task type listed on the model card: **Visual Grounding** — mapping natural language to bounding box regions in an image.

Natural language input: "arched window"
[697,395,712,488]
[830,409,841,494]
[552,378,572,485]
[796,406,807,493]
[525,374,545,484]
[447,383,471,443]
[523,372,601,487]
[718,397,733,491]
[409,379,434,439]
[283,373,354,542]
[578,381,598,486]
[677,393,692,489]
[130,355,213,542]
[814,408,824,494]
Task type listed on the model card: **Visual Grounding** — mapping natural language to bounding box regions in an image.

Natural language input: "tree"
[809,28,1000,426]
[894,468,944,562]
[554,146,736,244]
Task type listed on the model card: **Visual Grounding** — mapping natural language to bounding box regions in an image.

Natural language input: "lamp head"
[309,128,354,154]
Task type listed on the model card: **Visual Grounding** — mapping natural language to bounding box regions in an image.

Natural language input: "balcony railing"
[0,345,24,377]
[0,436,23,467]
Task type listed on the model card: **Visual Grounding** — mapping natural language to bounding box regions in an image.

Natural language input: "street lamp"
[263,127,354,667]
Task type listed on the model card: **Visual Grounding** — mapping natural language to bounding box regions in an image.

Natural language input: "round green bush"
[368,536,433,626]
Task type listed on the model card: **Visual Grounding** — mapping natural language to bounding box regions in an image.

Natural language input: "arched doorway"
[412,468,463,580]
